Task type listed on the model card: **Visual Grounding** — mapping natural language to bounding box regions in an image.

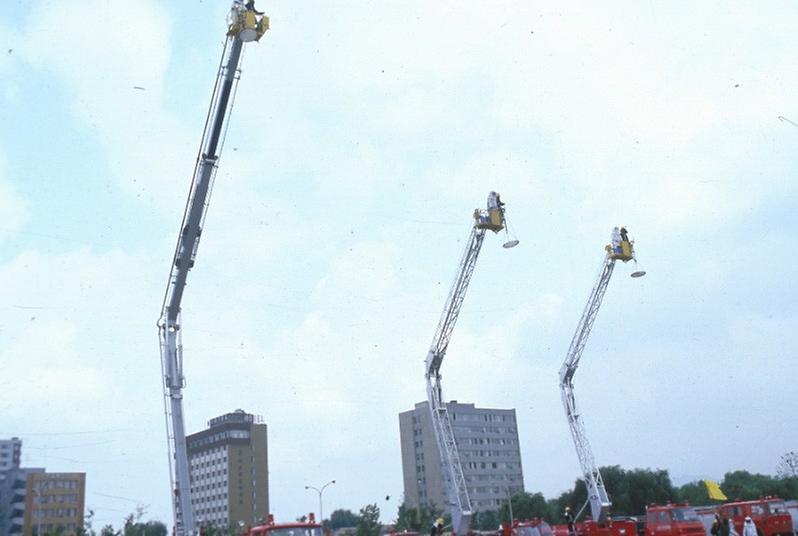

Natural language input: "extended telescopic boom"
[558,227,644,523]
[157,4,267,535]
[425,192,517,535]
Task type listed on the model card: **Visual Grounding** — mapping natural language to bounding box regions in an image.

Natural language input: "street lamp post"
[305,480,336,528]
[506,488,514,525]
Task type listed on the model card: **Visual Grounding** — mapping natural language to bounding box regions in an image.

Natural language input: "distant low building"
[399,401,525,513]
[187,409,269,529]
[23,472,86,536]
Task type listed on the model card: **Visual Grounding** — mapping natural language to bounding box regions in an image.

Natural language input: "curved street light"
[305,480,336,527]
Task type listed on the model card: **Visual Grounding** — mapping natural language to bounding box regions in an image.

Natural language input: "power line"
[25,440,116,450]
[93,492,143,503]
[13,428,134,436]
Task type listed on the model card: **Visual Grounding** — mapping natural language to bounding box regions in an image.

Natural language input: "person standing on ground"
[564,506,576,536]
[431,517,445,536]
[720,516,731,536]
[742,516,757,536]
[711,514,721,536]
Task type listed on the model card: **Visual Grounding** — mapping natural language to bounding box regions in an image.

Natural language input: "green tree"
[39,529,66,536]
[394,503,421,531]
[115,505,168,536]
[395,503,442,532]
[472,509,501,531]
[356,504,381,536]
[548,478,585,524]
[328,509,361,530]
[776,452,798,479]
[722,470,772,500]
[605,466,676,515]
[99,526,118,536]
[676,481,712,505]
[77,509,96,536]
[545,466,676,520]
[722,470,798,500]
[500,492,549,522]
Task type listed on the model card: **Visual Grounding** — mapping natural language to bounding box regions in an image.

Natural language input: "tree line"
[395,465,798,531]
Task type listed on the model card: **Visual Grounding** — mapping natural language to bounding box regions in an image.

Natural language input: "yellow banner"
[704,480,728,501]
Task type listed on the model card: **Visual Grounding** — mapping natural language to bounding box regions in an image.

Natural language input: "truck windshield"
[268,528,323,536]
[767,501,786,514]
[515,527,541,536]
[672,508,699,522]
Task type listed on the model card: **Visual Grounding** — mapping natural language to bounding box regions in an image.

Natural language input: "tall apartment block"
[187,410,269,529]
[399,401,524,513]
[23,472,86,536]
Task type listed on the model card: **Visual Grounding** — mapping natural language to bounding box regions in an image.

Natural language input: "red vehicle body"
[243,513,324,536]
[645,504,705,536]
[501,518,556,536]
[719,498,793,536]
[552,519,637,536]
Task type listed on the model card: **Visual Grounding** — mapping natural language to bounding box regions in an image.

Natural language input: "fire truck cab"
[243,514,324,536]
[645,504,705,536]
[552,518,637,536]
[719,498,793,536]
[501,519,555,536]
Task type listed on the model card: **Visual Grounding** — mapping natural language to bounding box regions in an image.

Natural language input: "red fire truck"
[552,518,638,536]
[501,518,556,536]
[718,498,793,536]
[243,513,324,536]
[644,503,706,536]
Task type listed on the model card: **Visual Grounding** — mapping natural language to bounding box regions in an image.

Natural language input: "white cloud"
[20,0,192,209]
[1,319,107,404]
[0,248,157,416]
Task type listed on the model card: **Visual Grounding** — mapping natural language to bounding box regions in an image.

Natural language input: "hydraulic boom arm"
[558,228,643,523]
[425,192,515,536]
[157,4,267,535]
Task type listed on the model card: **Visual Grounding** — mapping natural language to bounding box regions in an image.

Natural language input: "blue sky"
[1,0,797,530]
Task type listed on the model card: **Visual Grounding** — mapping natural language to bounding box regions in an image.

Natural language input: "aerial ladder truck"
[157,4,268,535]
[558,227,645,528]
[424,192,518,536]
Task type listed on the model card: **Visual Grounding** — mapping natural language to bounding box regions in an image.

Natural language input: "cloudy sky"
[1,0,797,529]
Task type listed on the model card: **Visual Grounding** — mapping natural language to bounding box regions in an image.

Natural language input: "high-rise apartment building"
[399,401,524,513]
[187,410,269,529]
[22,472,85,536]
